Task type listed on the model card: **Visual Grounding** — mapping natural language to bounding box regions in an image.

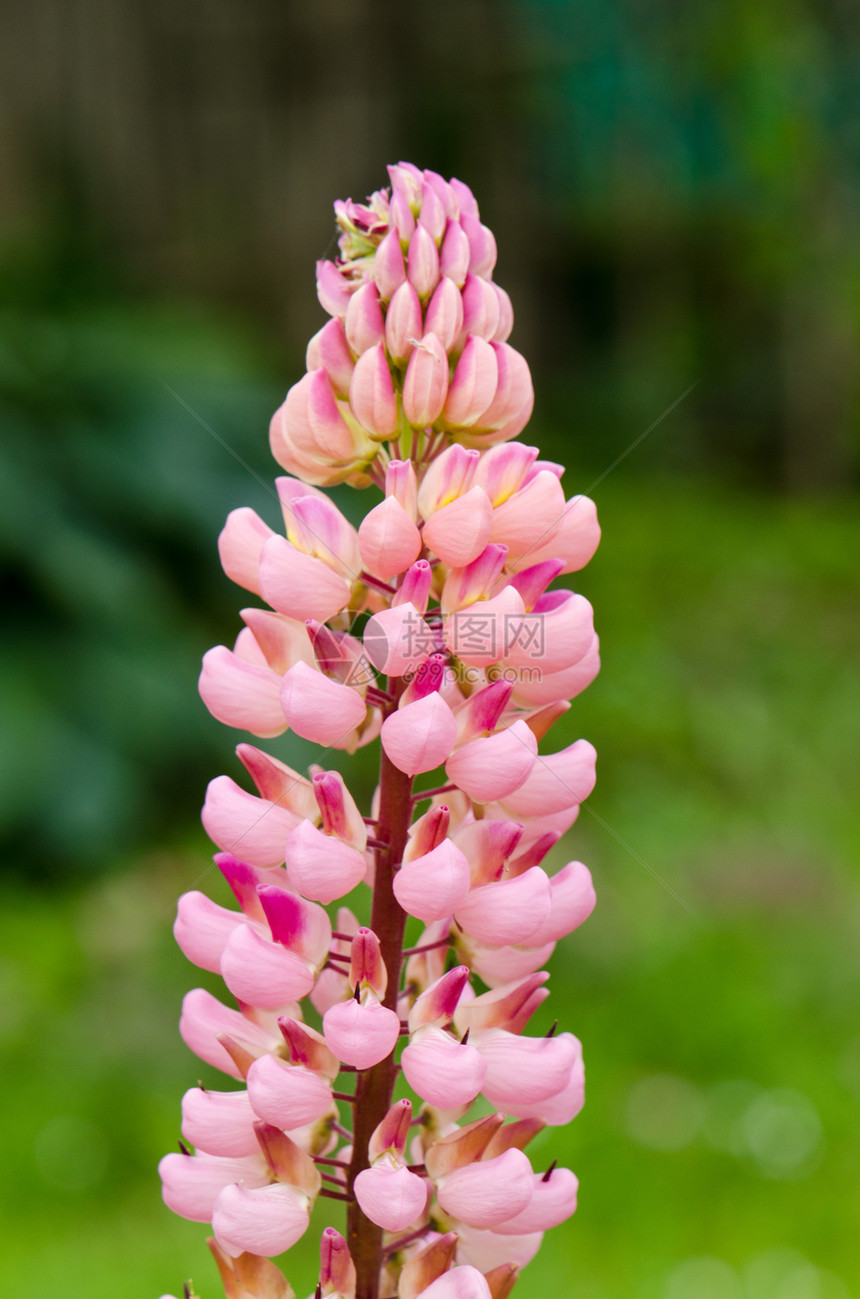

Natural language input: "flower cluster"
[160,165,600,1299]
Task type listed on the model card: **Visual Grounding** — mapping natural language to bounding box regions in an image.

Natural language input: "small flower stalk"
[161,163,600,1299]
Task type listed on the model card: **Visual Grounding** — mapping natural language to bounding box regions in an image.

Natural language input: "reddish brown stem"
[346,677,413,1299]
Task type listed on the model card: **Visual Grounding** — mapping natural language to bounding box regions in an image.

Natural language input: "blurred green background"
[1,2,858,1297]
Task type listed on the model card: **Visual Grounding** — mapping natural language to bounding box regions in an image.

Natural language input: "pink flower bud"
[381,692,458,776]
[350,927,388,998]
[389,189,416,240]
[256,884,331,963]
[304,368,365,461]
[454,680,512,745]
[246,1055,335,1129]
[312,770,367,850]
[385,280,423,366]
[401,651,449,703]
[199,646,286,738]
[443,585,525,668]
[180,1086,259,1159]
[386,457,419,517]
[419,180,448,241]
[320,1227,356,1298]
[472,442,537,504]
[460,274,501,344]
[409,966,471,1029]
[283,818,367,903]
[393,558,433,614]
[425,276,465,354]
[179,989,281,1079]
[493,1167,579,1234]
[423,486,494,568]
[407,223,441,298]
[393,838,471,922]
[446,720,537,803]
[449,177,479,217]
[460,212,498,279]
[218,508,275,595]
[322,994,400,1069]
[316,259,352,317]
[417,443,479,517]
[258,535,351,623]
[402,332,449,427]
[221,924,315,1009]
[280,662,367,747]
[453,819,524,888]
[443,337,499,428]
[159,1150,269,1223]
[344,282,385,355]
[492,284,514,341]
[306,318,355,397]
[373,229,407,300]
[402,1026,487,1108]
[354,1158,428,1232]
[440,221,471,287]
[403,803,450,863]
[363,603,434,677]
[212,1181,311,1259]
[174,891,244,973]
[349,343,399,440]
[440,543,509,614]
[454,867,551,947]
[499,739,597,817]
[436,1148,533,1228]
[423,169,457,216]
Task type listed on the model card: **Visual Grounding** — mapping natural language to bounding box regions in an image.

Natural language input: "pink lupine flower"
[163,164,602,1299]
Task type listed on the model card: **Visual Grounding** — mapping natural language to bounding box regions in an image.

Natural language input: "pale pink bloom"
[501,591,595,676]
[246,1055,335,1130]
[283,494,361,582]
[344,282,385,356]
[461,212,497,278]
[373,229,407,300]
[451,819,524,888]
[174,891,247,973]
[392,838,471,922]
[407,223,441,298]
[348,927,389,999]
[487,469,565,555]
[446,720,537,804]
[238,741,318,813]
[255,884,331,965]
[422,487,493,569]
[522,861,596,945]
[440,220,471,287]
[498,739,597,817]
[179,989,283,1079]
[407,966,470,1030]
[258,535,351,624]
[453,972,548,1037]
[508,492,601,574]
[495,1050,585,1126]
[403,803,450,863]
[381,692,457,776]
[212,1181,311,1259]
[435,1148,533,1228]
[419,1266,492,1299]
[508,636,601,708]
[443,338,498,429]
[418,179,448,239]
[474,1029,581,1113]
[349,342,399,440]
[199,645,286,737]
[322,993,400,1069]
[316,258,353,317]
[385,281,423,366]
[320,1226,357,1298]
[454,868,551,948]
[159,1150,269,1222]
[279,662,367,746]
[283,819,367,903]
[220,924,315,1010]
[306,318,355,396]
[440,543,508,615]
[358,497,422,580]
[201,775,301,868]
[180,1086,259,1159]
[462,938,556,989]
[363,604,434,677]
[313,770,367,851]
[310,906,359,1017]
[354,1156,428,1232]
[402,333,449,427]
[471,442,539,507]
[417,443,478,518]
[492,1168,579,1234]
[218,507,274,595]
[425,276,465,353]
[443,586,525,669]
[401,1026,487,1109]
[393,557,433,613]
[284,370,361,464]
[491,285,514,341]
[454,1224,543,1273]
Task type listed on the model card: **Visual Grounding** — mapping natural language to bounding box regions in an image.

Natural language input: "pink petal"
[280,662,367,746]
[159,1150,268,1223]
[358,497,423,580]
[201,775,300,868]
[179,989,280,1079]
[322,996,400,1069]
[454,867,552,948]
[180,1087,259,1159]
[423,487,493,569]
[217,508,274,595]
[392,838,471,923]
[492,1167,579,1234]
[246,1055,334,1129]
[199,646,286,738]
[220,925,315,1010]
[284,819,367,903]
[436,1148,533,1229]
[258,535,351,623]
[174,892,244,973]
[212,1181,310,1259]
[401,1027,487,1108]
[523,861,596,945]
[445,721,537,804]
[381,692,458,776]
[354,1160,428,1232]
[498,740,597,817]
